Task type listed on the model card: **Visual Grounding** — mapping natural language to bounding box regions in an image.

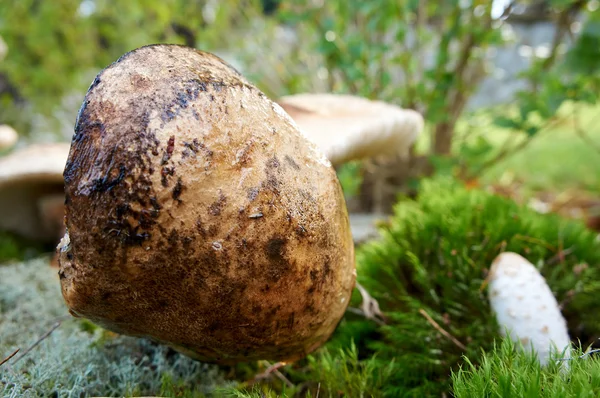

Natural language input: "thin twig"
[513,234,556,252]
[251,361,292,388]
[0,349,20,367]
[272,368,294,389]
[546,247,575,266]
[12,322,61,364]
[558,349,600,361]
[419,308,467,351]
[316,382,321,398]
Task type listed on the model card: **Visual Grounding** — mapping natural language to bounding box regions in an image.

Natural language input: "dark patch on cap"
[182,139,200,158]
[150,196,162,211]
[209,192,227,216]
[161,166,175,187]
[172,178,184,201]
[161,136,176,165]
[322,260,331,282]
[266,156,280,169]
[89,75,102,90]
[247,187,259,201]
[265,236,290,282]
[295,225,307,237]
[284,155,300,170]
[91,164,126,193]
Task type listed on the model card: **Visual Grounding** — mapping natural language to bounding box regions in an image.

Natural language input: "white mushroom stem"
[0,125,18,152]
[487,252,571,366]
[277,94,424,167]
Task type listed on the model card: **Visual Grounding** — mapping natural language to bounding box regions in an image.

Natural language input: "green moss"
[2,179,599,396]
[228,342,393,398]
[452,338,600,397]
[332,178,600,396]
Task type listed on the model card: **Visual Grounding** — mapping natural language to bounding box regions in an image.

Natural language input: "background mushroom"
[0,143,70,243]
[58,44,356,364]
[487,252,571,366]
[277,93,424,167]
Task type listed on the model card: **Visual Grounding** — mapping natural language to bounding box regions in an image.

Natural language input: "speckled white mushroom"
[0,143,70,242]
[0,124,18,152]
[277,93,423,167]
[487,252,571,366]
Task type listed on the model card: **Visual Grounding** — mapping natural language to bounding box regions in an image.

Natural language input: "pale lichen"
[0,258,230,397]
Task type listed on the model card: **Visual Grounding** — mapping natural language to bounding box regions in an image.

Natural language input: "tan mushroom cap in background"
[0,124,18,152]
[0,143,70,241]
[277,93,424,167]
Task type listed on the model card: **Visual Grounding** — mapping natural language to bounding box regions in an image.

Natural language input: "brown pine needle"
[419,308,467,351]
[251,361,293,389]
[0,348,20,367]
[12,322,61,364]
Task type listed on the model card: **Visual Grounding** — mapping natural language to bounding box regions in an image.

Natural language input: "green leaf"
[493,116,521,130]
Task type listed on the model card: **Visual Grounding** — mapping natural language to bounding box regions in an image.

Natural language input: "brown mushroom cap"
[0,143,69,241]
[277,94,424,167]
[58,44,356,364]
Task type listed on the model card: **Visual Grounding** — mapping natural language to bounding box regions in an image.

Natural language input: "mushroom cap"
[58,44,356,364]
[0,124,18,151]
[488,252,571,365]
[0,143,69,241]
[277,93,424,166]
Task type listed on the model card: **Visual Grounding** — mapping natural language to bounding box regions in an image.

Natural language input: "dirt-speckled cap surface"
[58,44,356,364]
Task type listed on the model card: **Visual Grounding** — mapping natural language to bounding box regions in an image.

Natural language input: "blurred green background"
[0,0,599,213]
[1,2,600,396]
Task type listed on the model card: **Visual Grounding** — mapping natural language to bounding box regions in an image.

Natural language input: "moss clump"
[452,338,600,397]
[2,178,599,397]
[229,342,393,397]
[329,178,600,396]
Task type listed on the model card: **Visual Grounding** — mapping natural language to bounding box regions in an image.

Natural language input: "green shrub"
[331,178,600,396]
[452,338,600,397]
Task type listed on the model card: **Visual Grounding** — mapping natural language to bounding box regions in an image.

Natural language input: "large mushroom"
[57,44,356,364]
[0,143,70,242]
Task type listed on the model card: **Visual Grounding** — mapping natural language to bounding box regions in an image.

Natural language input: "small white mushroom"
[277,93,423,167]
[0,125,18,152]
[487,252,571,366]
[0,143,70,242]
